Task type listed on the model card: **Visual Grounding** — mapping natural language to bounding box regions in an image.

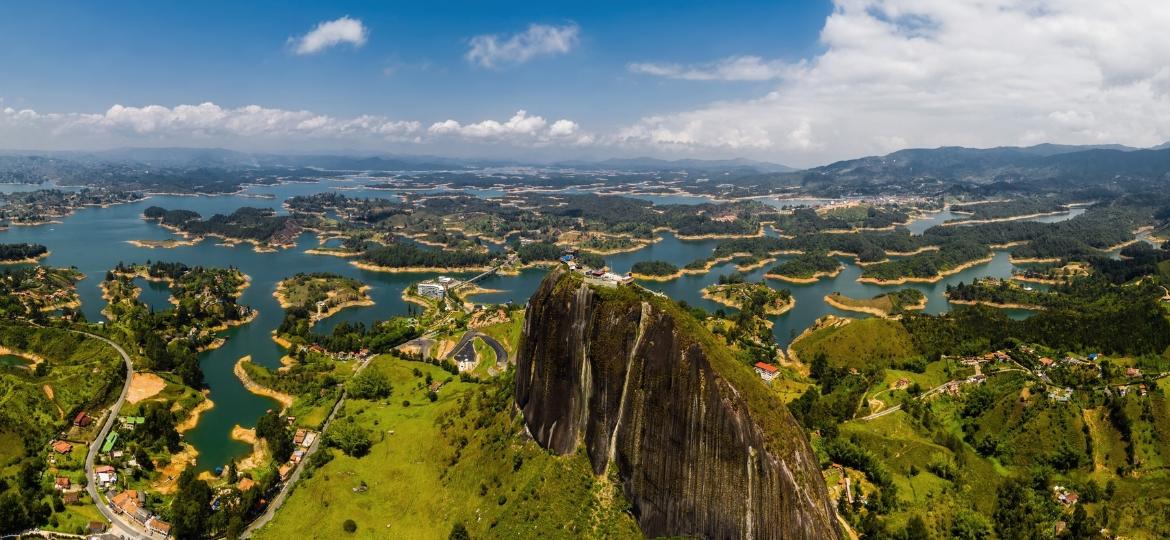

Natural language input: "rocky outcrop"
[515,268,840,539]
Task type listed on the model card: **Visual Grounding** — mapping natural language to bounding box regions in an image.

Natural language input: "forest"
[630,260,679,276]
[0,243,48,261]
[143,206,303,245]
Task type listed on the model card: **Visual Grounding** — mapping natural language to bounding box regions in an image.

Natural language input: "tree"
[134,446,154,471]
[171,469,213,540]
[347,370,392,400]
[343,519,357,533]
[903,515,930,540]
[993,477,1049,540]
[326,418,372,457]
[449,522,471,540]
[949,509,991,540]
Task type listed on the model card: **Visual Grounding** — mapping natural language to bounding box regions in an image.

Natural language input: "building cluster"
[110,489,171,537]
[564,256,633,288]
[297,343,372,362]
[276,426,319,482]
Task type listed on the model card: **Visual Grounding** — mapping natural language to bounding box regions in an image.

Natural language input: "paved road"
[444,330,509,367]
[242,353,376,538]
[71,328,149,540]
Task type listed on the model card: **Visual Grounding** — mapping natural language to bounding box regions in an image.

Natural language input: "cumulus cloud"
[0,103,588,150]
[466,23,579,68]
[616,0,1170,166]
[628,55,798,81]
[292,16,368,55]
[428,110,585,144]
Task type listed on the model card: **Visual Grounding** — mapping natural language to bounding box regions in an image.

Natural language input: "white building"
[417,282,446,299]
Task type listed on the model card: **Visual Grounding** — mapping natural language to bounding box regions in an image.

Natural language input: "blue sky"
[2,1,1168,166]
[0,1,827,125]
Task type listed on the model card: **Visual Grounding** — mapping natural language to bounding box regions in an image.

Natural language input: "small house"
[1039,357,1054,367]
[146,517,172,537]
[55,477,71,491]
[753,362,779,382]
[63,492,81,505]
[73,411,92,427]
[278,464,292,481]
[301,432,317,448]
[293,429,307,446]
[87,522,106,535]
[237,477,256,492]
[1126,367,1142,378]
[52,440,73,454]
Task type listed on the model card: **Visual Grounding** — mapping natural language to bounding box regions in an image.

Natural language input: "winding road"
[71,327,148,539]
[241,352,377,538]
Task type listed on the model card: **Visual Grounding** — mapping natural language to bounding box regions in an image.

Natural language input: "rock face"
[515,268,841,539]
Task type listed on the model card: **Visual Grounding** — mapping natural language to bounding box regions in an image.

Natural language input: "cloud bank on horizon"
[3,1,1170,167]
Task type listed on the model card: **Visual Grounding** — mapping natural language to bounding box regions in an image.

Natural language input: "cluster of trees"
[630,260,679,276]
[143,206,302,244]
[949,197,1072,221]
[360,243,496,269]
[862,241,990,280]
[277,310,419,353]
[903,296,1170,359]
[0,243,47,262]
[767,252,841,278]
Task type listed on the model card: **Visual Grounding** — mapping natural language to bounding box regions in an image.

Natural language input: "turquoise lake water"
[0,179,1083,471]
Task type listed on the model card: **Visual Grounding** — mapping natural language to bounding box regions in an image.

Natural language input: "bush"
[343,519,357,533]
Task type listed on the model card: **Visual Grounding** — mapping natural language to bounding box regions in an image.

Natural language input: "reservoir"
[0,179,1080,472]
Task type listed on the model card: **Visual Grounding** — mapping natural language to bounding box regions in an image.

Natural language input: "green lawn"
[254,354,640,540]
[792,317,921,370]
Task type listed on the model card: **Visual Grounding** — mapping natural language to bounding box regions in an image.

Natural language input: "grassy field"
[791,317,920,370]
[254,354,640,540]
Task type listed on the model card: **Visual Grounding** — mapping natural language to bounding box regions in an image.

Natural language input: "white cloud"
[628,55,799,81]
[292,16,368,55]
[0,103,588,150]
[616,0,1170,166]
[428,110,586,144]
[548,119,579,137]
[466,23,579,68]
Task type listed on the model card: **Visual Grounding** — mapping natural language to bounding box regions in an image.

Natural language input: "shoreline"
[947,298,1045,311]
[0,249,52,265]
[0,345,46,367]
[700,286,796,316]
[234,356,295,411]
[1009,256,1062,264]
[630,270,684,282]
[942,209,1074,226]
[176,394,215,433]
[857,256,994,285]
[350,260,495,274]
[303,248,361,258]
[823,294,926,318]
[127,238,200,249]
[765,266,844,284]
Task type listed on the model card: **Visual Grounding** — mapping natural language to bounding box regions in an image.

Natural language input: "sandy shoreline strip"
[857,256,994,285]
[765,267,844,284]
[234,356,295,410]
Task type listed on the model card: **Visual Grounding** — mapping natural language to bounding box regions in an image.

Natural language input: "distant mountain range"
[793,143,1170,195]
[12,147,796,174]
